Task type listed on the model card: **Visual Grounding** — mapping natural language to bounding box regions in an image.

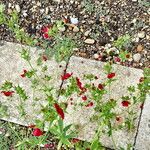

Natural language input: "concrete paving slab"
[0,41,66,126]
[135,94,150,150]
[59,56,144,149]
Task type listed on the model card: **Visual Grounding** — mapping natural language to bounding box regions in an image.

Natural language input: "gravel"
[133,53,142,62]
[0,0,149,69]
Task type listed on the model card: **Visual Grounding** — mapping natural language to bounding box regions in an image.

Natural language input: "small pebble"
[147,8,150,15]
[73,26,79,32]
[133,53,141,62]
[84,39,95,44]
[138,31,145,39]
[70,17,79,25]
[94,53,99,59]
[58,26,66,32]
[15,4,20,12]
[136,44,143,52]
[84,30,91,36]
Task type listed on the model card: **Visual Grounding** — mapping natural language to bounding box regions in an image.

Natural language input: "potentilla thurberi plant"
[0,4,150,150]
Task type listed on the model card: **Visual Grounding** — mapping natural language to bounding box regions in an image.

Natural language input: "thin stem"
[111,133,117,150]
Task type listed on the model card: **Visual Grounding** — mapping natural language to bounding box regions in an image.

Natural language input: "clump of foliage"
[0,3,150,150]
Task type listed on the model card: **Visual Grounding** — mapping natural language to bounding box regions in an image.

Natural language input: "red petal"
[42,55,48,61]
[44,143,55,148]
[54,103,65,120]
[61,73,73,80]
[121,101,130,107]
[76,77,84,90]
[86,102,94,107]
[28,124,36,128]
[98,84,104,90]
[107,73,115,79]
[32,128,43,136]
[114,57,121,62]
[21,70,27,78]
[41,26,49,33]
[82,95,87,101]
[43,33,49,39]
[71,138,80,143]
[139,77,144,82]
[116,116,121,122]
[140,103,144,109]
[1,91,14,97]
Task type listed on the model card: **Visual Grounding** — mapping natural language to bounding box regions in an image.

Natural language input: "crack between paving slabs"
[133,97,146,149]
[57,55,115,150]
[57,54,73,98]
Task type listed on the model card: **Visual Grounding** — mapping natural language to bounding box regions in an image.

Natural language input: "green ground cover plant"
[0,4,150,150]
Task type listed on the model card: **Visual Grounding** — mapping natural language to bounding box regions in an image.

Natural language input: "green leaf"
[103,63,112,74]
[113,34,131,50]
[20,49,31,61]
[64,124,72,133]
[58,118,63,133]
[0,4,5,13]
[0,81,13,90]
[14,85,28,101]
[90,136,100,150]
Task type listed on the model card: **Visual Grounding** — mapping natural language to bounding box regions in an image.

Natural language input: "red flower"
[76,77,84,90]
[61,73,73,80]
[71,138,80,143]
[121,100,131,107]
[54,103,64,120]
[95,76,98,79]
[32,128,43,136]
[28,124,36,128]
[42,55,48,61]
[116,116,121,122]
[140,103,144,109]
[114,57,121,62]
[44,143,55,148]
[86,102,94,107]
[41,26,49,33]
[20,70,27,78]
[43,33,49,39]
[41,26,52,39]
[1,91,14,97]
[107,73,115,79]
[82,95,87,101]
[98,84,104,90]
[139,77,144,82]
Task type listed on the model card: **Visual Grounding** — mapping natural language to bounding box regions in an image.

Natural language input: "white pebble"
[133,53,141,62]
[84,39,95,44]
[73,26,79,32]
[94,53,99,59]
[70,17,79,25]
[138,31,145,38]
[15,4,20,12]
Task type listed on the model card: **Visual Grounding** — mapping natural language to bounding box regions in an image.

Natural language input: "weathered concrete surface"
[135,95,150,150]
[0,41,66,125]
[0,42,148,149]
[60,56,143,149]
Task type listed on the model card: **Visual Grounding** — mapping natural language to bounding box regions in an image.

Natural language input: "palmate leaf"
[14,85,28,101]
[58,118,63,133]
[90,135,102,150]
[0,81,13,90]
[64,124,72,133]
[49,126,60,136]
